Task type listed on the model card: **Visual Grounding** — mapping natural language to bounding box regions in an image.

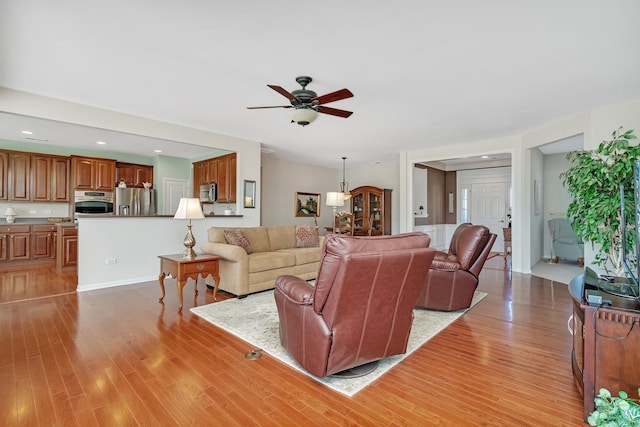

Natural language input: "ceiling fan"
[247,76,354,126]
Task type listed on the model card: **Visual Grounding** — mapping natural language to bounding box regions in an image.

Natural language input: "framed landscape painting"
[295,192,320,217]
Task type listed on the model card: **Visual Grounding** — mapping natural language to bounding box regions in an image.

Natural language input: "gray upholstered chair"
[548,218,584,266]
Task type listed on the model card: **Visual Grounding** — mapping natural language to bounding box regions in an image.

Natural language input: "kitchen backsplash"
[0,202,71,220]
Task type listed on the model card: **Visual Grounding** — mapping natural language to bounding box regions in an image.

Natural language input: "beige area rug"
[532,259,584,285]
[191,289,487,397]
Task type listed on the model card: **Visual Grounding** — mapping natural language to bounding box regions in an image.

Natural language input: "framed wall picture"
[295,192,320,217]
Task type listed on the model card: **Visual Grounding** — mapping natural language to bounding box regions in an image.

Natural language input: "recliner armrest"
[275,275,314,304]
[430,258,461,271]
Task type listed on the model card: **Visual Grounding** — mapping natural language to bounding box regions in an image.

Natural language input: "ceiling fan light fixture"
[289,108,319,126]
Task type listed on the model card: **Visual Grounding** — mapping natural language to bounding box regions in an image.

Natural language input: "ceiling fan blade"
[318,106,353,118]
[268,85,299,102]
[313,88,354,105]
[246,105,292,109]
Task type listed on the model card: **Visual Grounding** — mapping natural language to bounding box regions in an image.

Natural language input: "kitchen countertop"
[2,218,75,226]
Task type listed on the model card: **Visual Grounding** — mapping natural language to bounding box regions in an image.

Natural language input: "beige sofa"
[200,225,323,298]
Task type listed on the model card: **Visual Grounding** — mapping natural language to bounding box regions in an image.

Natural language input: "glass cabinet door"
[352,192,364,231]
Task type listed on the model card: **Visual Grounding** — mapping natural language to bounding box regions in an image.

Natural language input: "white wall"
[76,216,250,291]
[403,101,640,275]
[261,156,400,233]
[261,155,337,231]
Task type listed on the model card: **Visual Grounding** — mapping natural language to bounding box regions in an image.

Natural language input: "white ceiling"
[0,1,638,169]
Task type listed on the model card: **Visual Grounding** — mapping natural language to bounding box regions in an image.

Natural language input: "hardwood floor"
[0,257,587,426]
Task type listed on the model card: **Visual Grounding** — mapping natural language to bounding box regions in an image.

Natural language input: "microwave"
[199,184,217,202]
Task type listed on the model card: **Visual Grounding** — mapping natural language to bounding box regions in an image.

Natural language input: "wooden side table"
[158,254,221,311]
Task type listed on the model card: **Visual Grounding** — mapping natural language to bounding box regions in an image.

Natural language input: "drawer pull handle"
[197,264,205,270]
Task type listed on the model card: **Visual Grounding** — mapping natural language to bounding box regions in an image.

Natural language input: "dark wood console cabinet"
[569,275,640,421]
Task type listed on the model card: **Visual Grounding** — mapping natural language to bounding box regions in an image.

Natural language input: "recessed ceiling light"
[481,155,489,159]
[21,130,33,135]
[96,141,106,145]
[154,149,162,153]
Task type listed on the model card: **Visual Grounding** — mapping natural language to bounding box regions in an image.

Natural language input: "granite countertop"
[5,218,74,226]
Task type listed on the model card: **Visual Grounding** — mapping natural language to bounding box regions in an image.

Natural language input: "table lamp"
[326,192,345,233]
[174,198,205,258]
[4,207,16,223]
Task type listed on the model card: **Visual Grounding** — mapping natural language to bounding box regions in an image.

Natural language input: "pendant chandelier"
[340,156,352,200]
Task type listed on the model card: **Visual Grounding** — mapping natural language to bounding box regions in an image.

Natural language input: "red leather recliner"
[274,232,435,378]
[415,223,496,312]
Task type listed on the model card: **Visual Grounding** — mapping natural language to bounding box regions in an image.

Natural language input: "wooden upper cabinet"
[207,158,218,184]
[72,157,94,190]
[217,155,230,202]
[228,153,237,203]
[51,157,70,202]
[116,162,153,188]
[9,152,31,201]
[192,153,237,202]
[95,159,115,191]
[0,151,7,200]
[72,156,116,191]
[135,166,153,187]
[31,155,52,201]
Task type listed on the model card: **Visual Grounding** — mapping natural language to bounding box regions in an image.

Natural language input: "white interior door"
[471,182,507,253]
[163,178,190,215]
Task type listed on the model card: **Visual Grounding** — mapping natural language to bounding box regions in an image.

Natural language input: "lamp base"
[182,248,197,259]
[182,222,197,259]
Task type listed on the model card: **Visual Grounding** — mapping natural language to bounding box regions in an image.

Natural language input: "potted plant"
[588,388,640,426]
[560,127,639,276]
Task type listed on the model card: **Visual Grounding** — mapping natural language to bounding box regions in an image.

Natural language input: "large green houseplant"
[560,127,639,276]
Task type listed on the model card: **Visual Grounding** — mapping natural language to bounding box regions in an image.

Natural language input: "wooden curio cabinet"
[350,186,392,236]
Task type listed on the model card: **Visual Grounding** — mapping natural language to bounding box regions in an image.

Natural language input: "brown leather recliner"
[274,232,435,378]
[415,223,496,312]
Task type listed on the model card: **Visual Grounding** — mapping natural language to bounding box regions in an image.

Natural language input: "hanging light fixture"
[340,156,352,200]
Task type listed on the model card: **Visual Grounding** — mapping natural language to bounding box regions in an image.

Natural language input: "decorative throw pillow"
[295,225,319,248]
[224,230,252,254]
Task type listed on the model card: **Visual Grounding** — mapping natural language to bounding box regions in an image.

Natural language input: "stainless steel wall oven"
[74,191,114,216]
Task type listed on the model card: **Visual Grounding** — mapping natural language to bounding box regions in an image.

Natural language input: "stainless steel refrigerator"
[115,188,156,216]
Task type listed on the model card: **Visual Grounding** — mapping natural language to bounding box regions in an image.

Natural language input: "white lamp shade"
[4,207,16,216]
[174,198,205,219]
[326,192,345,207]
[290,108,319,126]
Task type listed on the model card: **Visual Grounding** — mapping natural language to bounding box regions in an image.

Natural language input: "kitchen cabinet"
[71,156,116,191]
[9,152,30,201]
[0,151,7,200]
[217,155,230,202]
[51,157,70,202]
[31,155,52,201]
[350,186,392,236]
[0,151,69,202]
[116,162,153,188]
[192,153,236,202]
[0,225,30,260]
[57,226,78,268]
[31,224,57,259]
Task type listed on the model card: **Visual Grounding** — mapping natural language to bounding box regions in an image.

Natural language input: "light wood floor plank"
[0,258,588,425]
